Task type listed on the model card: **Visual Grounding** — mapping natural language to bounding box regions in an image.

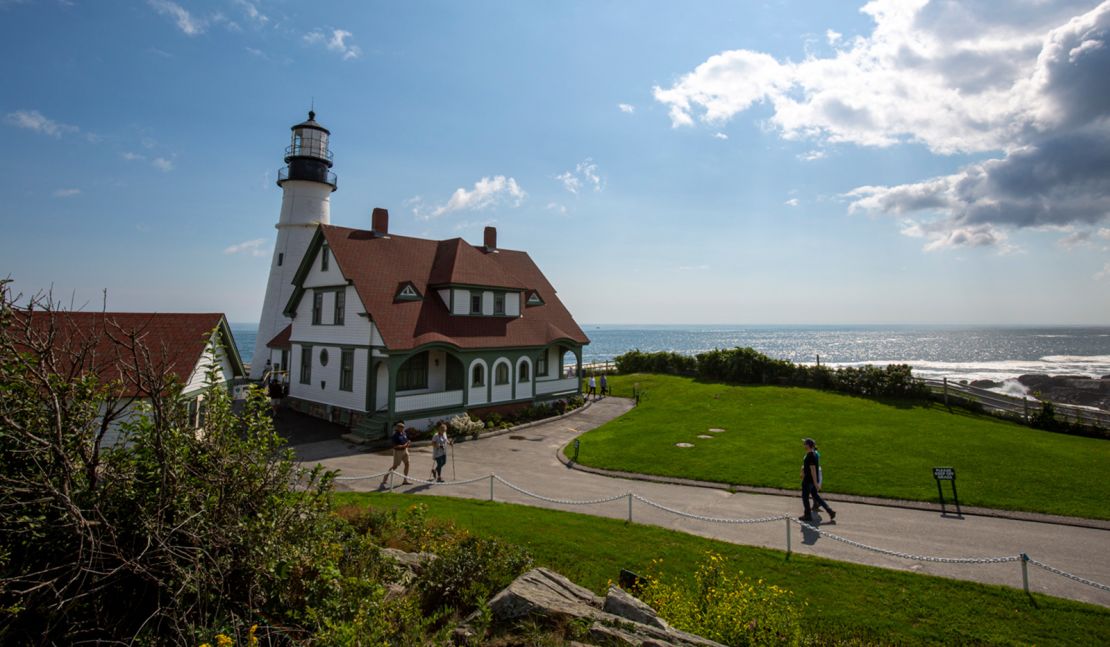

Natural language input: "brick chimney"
[372,208,389,237]
[483,226,497,253]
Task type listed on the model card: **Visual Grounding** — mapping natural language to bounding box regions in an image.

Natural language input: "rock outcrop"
[1018,374,1110,411]
[485,567,726,647]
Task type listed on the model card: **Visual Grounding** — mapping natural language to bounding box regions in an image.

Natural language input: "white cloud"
[798,149,826,161]
[147,0,205,36]
[305,28,361,60]
[712,132,729,140]
[785,198,800,207]
[618,103,635,114]
[546,202,568,215]
[1099,228,1110,240]
[233,0,268,25]
[677,264,711,271]
[121,151,145,161]
[413,175,527,219]
[224,238,268,257]
[151,157,174,172]
[655,1,1110,251]
[4,110,79,138]
[556,158,604,194]
[826,29,843,45]
[1095,261,1110,280]
[245,46,267,58]
[53,188,80,198]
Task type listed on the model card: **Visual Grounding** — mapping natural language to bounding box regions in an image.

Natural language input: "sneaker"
[829,510,837,520]
[436,478,444,483]
[798,514,811,521]
[401,480,411,485]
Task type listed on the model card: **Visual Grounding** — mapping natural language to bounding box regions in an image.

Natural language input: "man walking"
[800,438,835,521]
[587,374,597,400]
[381,422,412,486]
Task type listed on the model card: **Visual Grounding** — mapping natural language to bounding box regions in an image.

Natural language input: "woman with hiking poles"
[431,422,453,483]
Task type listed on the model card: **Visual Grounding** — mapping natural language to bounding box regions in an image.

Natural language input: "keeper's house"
[272,208,588,440]
[21,312,245,446]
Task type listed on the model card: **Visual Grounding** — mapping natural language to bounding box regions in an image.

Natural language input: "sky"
[1,0,1108,325]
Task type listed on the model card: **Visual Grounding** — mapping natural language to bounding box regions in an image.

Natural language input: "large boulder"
[487,568,726,647]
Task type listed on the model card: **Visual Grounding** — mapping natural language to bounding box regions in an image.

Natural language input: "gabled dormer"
[395,281,423,302]
[427,230,525,318]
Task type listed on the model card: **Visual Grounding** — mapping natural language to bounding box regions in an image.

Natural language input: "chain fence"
[344,468,1109,598]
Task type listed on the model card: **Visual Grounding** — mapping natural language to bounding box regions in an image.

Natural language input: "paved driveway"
[292,398,1110,608]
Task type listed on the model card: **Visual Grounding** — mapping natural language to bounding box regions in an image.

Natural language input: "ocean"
[229,323,1110,386]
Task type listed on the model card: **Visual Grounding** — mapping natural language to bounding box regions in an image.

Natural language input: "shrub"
[636,552,803,646]
[419,536,533,614]
[617,348,928,400]
[448,413,485,439]
[615,350,697,376]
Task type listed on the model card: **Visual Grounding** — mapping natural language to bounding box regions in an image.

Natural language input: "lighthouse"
[251,111,338,379]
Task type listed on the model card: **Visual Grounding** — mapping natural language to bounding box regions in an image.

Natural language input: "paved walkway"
[290,398,1110,608]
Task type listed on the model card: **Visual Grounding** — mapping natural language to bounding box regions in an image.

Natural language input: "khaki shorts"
[389,448,410,470]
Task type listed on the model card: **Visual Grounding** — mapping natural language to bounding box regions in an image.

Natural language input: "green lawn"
[336,492,1110,646]
[571,374,1110,519]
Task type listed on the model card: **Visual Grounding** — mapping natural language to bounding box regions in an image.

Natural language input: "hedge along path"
[571,374,1110,520]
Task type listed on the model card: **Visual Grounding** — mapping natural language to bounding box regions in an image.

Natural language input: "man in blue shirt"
[381,422,412,486]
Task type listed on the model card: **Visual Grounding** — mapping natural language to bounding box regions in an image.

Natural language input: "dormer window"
[470,294,482,314]
[494,293,505,315]
[321,245,330,271]
[395,283,423,302]
[526,291,544,307]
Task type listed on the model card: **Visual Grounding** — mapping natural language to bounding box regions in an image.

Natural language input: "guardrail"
[337,469,1110,597]
[921,378,1110,429]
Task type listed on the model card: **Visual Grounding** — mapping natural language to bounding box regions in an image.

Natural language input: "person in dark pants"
[431,422,452,482]
[800,438,835,521]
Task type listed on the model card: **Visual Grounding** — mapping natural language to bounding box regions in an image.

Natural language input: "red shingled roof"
[266,324,292,349]
[318,225,589,351]
[16,311,241,395]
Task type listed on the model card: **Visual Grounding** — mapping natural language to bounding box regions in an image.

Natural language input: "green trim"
[282,227,327,317]
[214,315,247,377]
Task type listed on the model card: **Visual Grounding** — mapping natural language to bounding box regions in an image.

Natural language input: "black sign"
[933,467,961,516]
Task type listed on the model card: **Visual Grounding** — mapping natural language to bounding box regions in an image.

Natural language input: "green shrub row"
[616,347,927,399]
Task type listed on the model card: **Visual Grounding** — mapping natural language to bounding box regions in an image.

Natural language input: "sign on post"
[932,467,961,516]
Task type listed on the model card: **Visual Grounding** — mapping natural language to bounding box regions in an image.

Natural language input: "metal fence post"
[489,474,495,501]
[785,517,792,555]
[943,377,949,407]
[1021,553,1030,594]
[627,493,633,523]
[388,470,395,492]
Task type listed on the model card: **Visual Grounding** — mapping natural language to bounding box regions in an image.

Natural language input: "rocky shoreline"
[968,374,1110,411]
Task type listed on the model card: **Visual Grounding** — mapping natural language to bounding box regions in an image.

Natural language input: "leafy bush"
[448,412,485,439]
[615,349,697,376]
[617,348,927,400]
[419,535,533,614]
[636,552,803,646]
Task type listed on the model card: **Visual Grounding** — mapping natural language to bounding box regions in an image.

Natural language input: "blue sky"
[2,0,1108,325]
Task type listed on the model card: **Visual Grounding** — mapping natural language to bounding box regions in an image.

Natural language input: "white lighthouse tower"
[251,111,338,379]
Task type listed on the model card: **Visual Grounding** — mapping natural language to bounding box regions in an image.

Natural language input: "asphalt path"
[292,398,1110,608]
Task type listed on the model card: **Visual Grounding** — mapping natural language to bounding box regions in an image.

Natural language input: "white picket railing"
[535,377,580,395]
[395,389,464,412]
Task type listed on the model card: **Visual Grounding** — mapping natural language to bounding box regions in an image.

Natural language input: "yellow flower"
[216,635,233,647]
